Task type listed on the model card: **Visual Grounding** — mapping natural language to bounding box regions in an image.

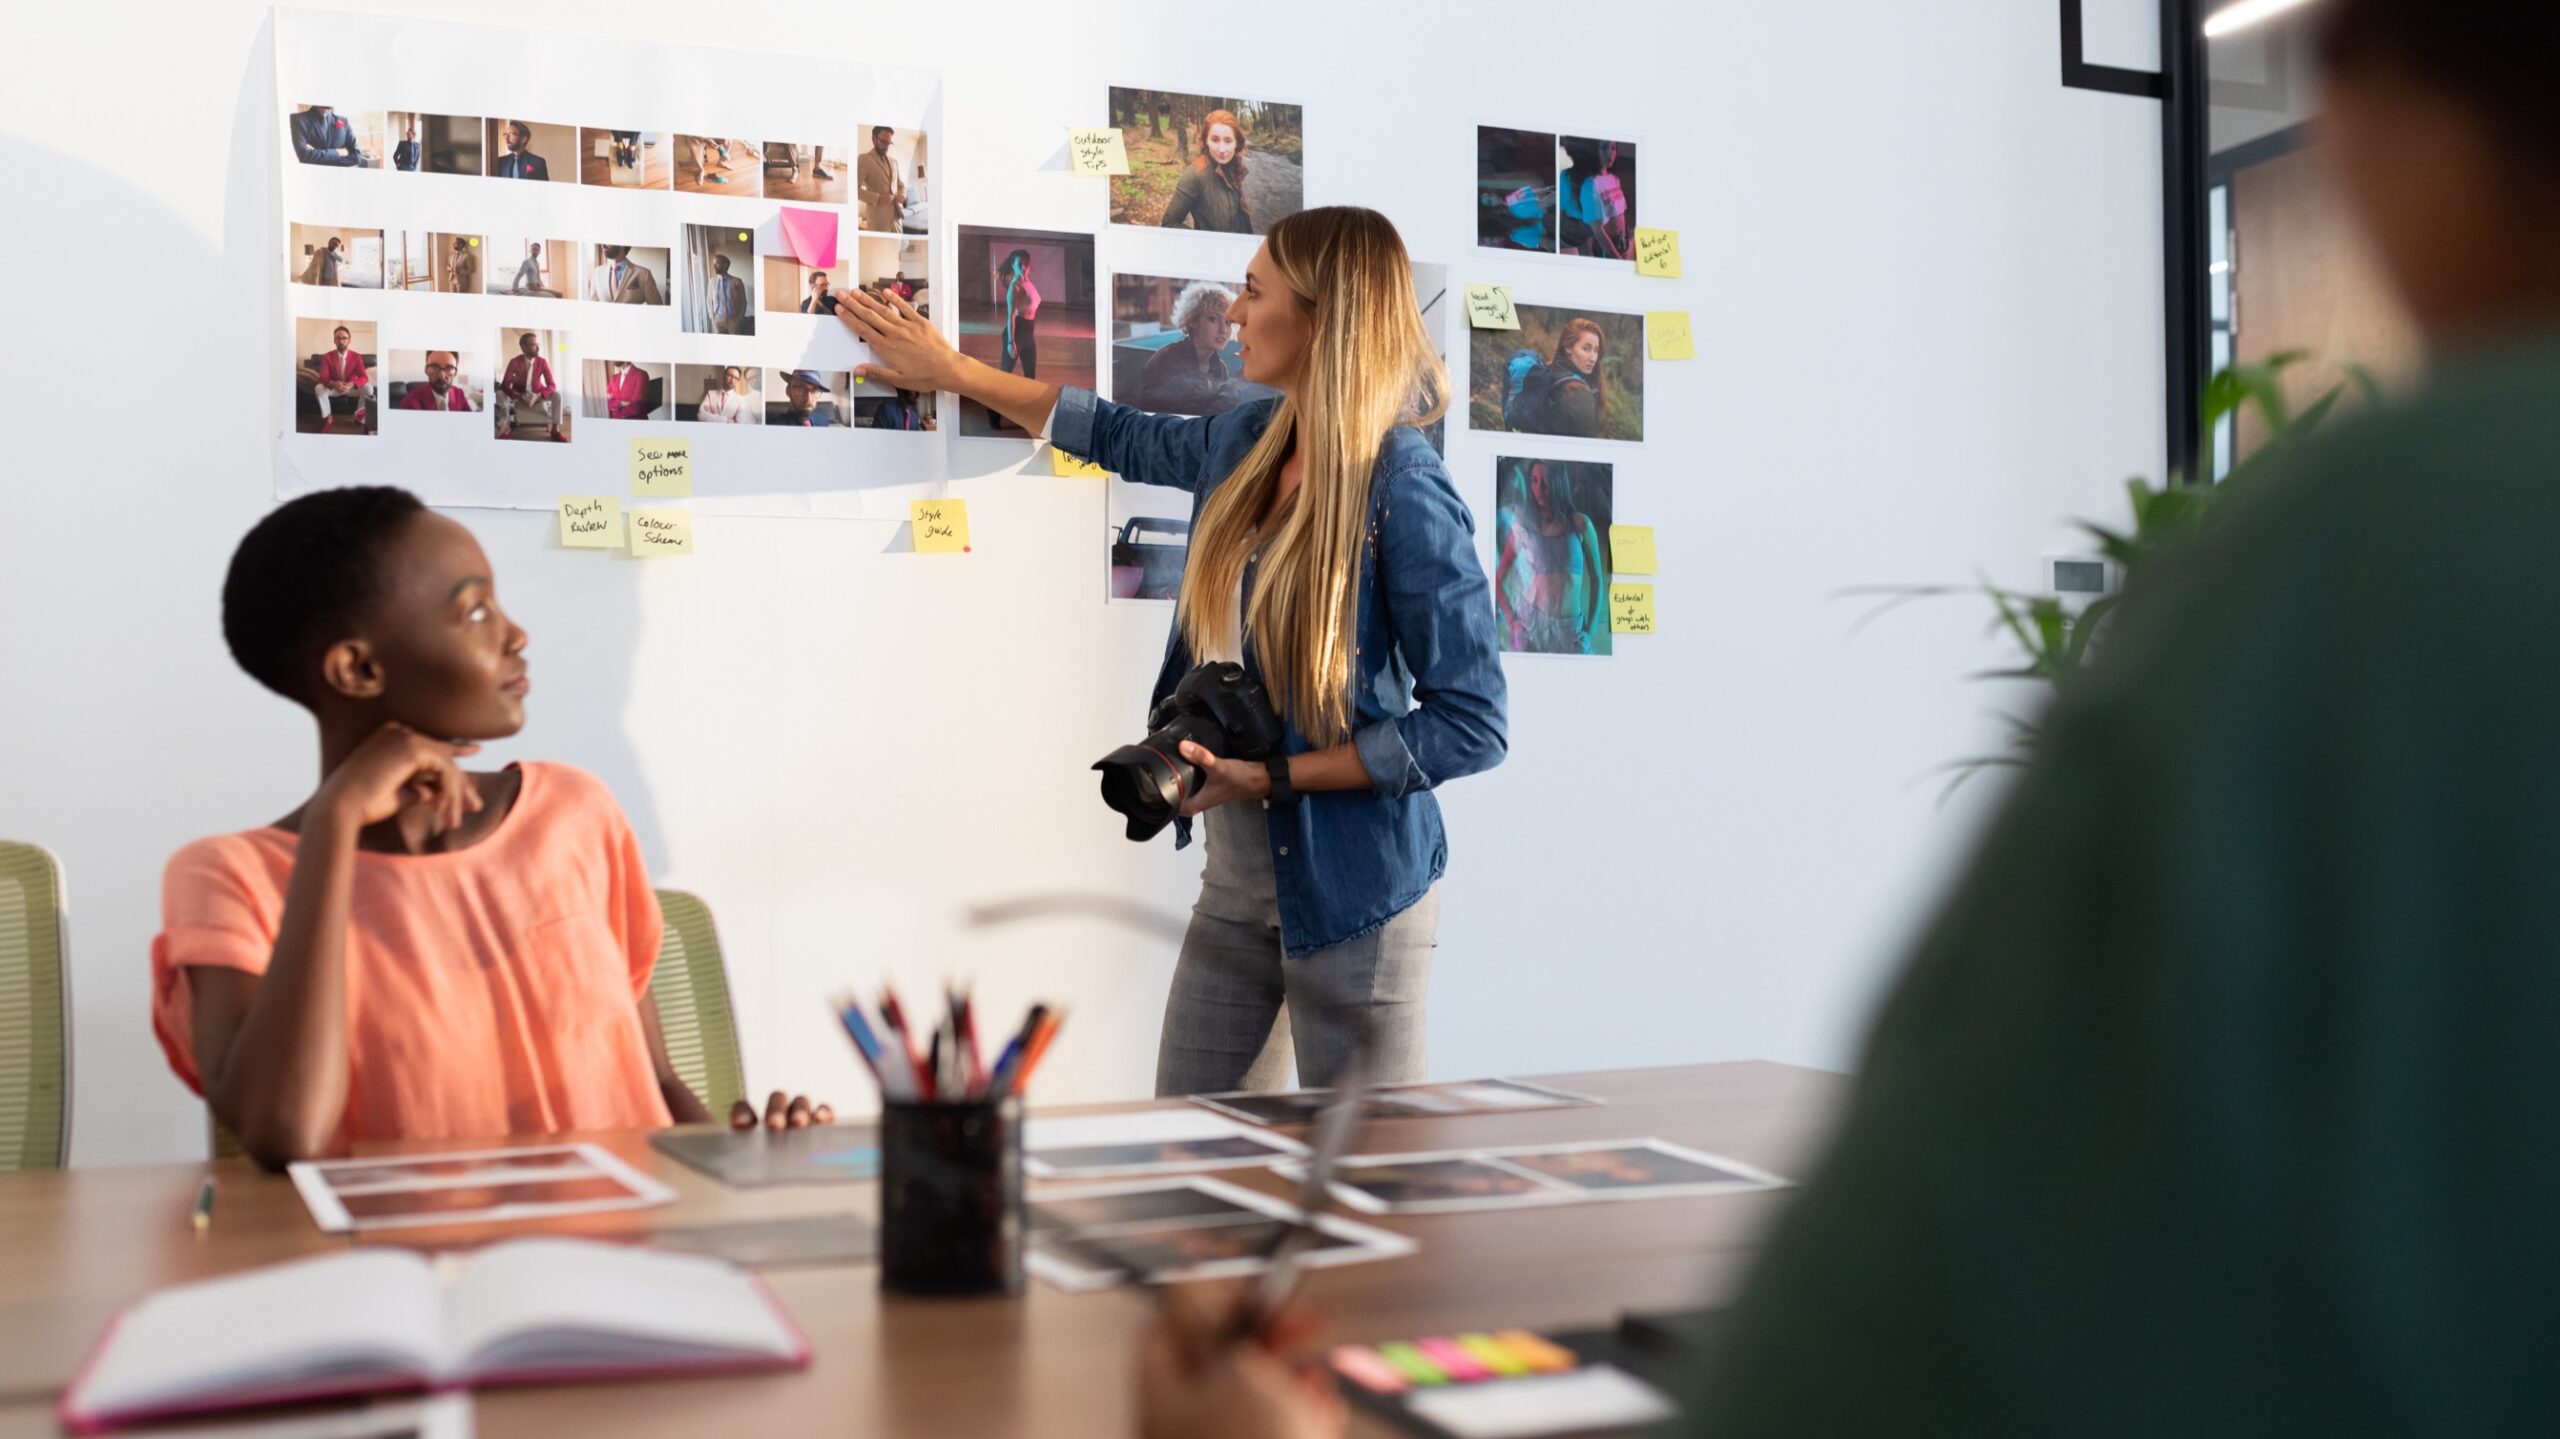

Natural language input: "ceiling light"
[2204,0,2323,38]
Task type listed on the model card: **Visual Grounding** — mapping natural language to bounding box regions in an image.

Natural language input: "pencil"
[191,1176,216,1235]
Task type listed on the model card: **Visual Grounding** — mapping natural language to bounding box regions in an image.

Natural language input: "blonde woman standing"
[839,207,1506,1094]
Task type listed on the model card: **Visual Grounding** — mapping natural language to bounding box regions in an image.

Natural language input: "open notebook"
[60,1239,808,1434]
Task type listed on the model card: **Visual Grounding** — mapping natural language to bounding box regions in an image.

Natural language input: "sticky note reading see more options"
[1465,285,1520,331]
[557,495,621,549]
[1646,312,1695,361]
[1068,128,1130,175]
[627,508,695,557]
[1610,583,1657,634]
[629,437,692,497]
[1633,228,1681,278]
[911,498,971,553]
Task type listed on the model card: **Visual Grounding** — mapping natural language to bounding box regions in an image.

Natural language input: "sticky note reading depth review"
[1647,312,1695,361]
[1465,284,1520,330]
[1611,583,1657,634]
[911,499,971,553]
[1068,128,1130,175]
[630,437,693,497]
[557,495,621,549]
[1633,228,1682,278]
[1610,525,1658,574]
[1050,448,1110,478]
[627,508,695,557]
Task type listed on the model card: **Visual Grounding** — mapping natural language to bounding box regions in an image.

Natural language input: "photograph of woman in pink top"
[999,247,1042,379]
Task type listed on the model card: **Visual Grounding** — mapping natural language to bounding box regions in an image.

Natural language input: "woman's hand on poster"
[1176,741,1271,818]
[729,1091,835,1130]
[838,288,953,391]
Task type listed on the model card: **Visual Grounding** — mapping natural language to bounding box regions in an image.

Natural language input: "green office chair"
[651,890,747,1116]
[0,842,72,1171]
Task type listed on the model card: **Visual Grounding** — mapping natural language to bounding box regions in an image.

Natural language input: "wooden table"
[0,1062,1843,1437]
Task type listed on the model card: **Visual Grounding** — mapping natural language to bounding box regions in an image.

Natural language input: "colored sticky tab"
[1493,1330,1580,1374]
[556,495,621,549]
[778,206,838,268]
[1330,1346,1412,1396]
[1049,447,1110,478]
[627,507,695,557]
[1611,582,1656,634]
[1464,284,1520,331]
[910,498,971,553]
[1646,311,1695,361]
[1456,1335,1533,1377]
[629,437,692,497]
[1067,127,1130,175]
[1610,525,1658,574]
[1633,227,1682,277]
[1377,1343,1450,1387]
[1414,1338,1493,1383]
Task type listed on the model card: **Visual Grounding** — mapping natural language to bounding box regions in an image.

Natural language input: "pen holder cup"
[879,1095,1025,1297]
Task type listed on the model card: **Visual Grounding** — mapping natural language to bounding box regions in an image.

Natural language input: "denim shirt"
[1051,386,1509,957]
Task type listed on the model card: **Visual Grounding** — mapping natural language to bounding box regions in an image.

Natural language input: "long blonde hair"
[1176,207,1449,746]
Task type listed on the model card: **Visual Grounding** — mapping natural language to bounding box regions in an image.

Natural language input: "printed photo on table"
[761,139,847,205]
[681,224,758,336]
[854,385,937,431]
[677,364,762,424]
[1108,88,1303,235]
[286,103,381,169]
[289,224,383,289]
[857,235,931,317]
[762,254,851,315]
[388,349,485,414]
[765,368,847,428]
[483,118,575,183]
[581,359,669,421]
[1469,303,1645,442]
[674,134,761,195]
[1494,456,1614,657]
[417,114,482,176]
[1476,126,1640,259]
[579,126,670,189]
[853,123,929,234]
[493,327,570,442]
[385,111,424,172]
[484,236,572,298]
[583,243,670,306]
[955,224,1095,438]
[293,319,377,437]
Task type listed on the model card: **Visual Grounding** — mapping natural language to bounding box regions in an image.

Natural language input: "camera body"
[1093,662,1287,841]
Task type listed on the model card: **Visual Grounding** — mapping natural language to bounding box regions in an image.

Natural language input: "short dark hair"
[222,487,426,703]
[872,126,893,140]
[332,325,350,339]
[2321,0,2560,185]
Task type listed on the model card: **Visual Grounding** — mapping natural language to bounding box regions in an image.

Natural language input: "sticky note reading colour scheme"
[1464,284,1520,330]
[627,507,695,557]
[557,495,621,549]
[1068,128,1130,175]
[1646,312,1695,361]
[1050,448,1110,478]
[1610,525,1658,574]
[629,437,692,497]
[1633,228,1682,277]
[1610,583,1656,634]
[911,498,971,553]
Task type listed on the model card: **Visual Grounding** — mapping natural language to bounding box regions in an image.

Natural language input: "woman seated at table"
[152,488,820,1169]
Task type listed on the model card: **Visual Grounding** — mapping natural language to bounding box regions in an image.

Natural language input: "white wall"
[0,0,2165,1166]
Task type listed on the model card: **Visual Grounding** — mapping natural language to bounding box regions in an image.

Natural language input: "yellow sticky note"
[1633,228,1682,278]
[1647,312,1695,361]
[1610,525,1658,574]
[1068,127,1130,175]
[1610,583,1656,634]
[1050,448,1110,478]
[911,498,971,554]
[557,495,621,549]
[629,437,692,497]
[1464,284,1520,331]
[626,507,695,557]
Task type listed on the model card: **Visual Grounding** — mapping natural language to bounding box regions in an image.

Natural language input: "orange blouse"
[151,762,675,1145]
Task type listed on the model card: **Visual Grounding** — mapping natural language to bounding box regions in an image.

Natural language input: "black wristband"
[1263,755,1299,808]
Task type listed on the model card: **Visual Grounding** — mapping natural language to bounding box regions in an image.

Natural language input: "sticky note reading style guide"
[1050,448,1110,478]
[557,496,622,550]
[1610,583,1657,634]
[1610,525,1658,574]
[630,437,692,497]
[1465,285,1520,330]
[911,499,971,554]
[627,508,695,558]
[1633,228,1682,278]
[1068,128,1130,175]
[1647,312,1695,361]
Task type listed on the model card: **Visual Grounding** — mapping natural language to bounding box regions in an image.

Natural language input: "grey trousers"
[1154,800,1437,1097]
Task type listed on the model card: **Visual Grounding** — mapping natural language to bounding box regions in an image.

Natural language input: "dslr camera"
[1094,662,1286,841]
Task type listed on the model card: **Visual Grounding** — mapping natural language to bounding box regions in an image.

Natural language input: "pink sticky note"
[778,207,838,269]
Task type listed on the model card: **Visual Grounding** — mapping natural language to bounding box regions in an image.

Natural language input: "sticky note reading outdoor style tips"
[1068,128,1130,175]
[1610,525,1658,574]
[778,207,839,269]
[629,437,692,497]
[1465,284,1520,330]
[1050,448,1110,478]
[1633,228,1682,278]
[1647,312,1695,361]
[557,495,622,549]
[911,498,971,553]
[1610,583,1657,634]
[627,508,695,558]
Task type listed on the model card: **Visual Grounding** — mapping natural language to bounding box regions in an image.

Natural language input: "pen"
[1012,1010,1067,1093]
[1228,1029,1375,1344]
[957,989,986,1098]
[191,1176,217,1235]
[882,988,927,1100]
[987,1003,1049,1096]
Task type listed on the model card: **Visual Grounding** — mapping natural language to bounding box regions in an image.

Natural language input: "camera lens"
[1093,742,1190,842]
